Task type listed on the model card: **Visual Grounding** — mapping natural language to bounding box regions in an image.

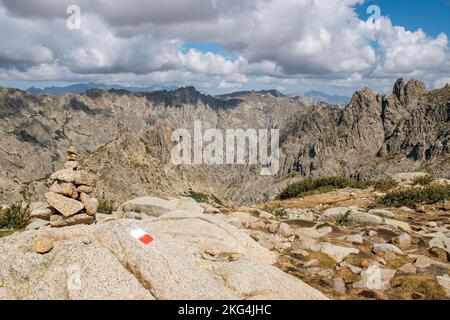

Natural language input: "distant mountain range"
[303,90,351,105]
[27,83,178,96]
[26,83,351,106]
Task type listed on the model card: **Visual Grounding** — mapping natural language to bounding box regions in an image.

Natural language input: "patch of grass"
[262,203,286,217]
[97,199,116,214]
[306,252,337,269]
[145,146,153,155]
[334,210,351,226]
[391,275,448,300]
[375,184,450,208]
[0,229,24,239]
[0,202,30,230]
[412,175,435,186]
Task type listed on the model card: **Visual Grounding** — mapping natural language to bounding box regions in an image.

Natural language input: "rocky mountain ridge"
[0,79,449,205]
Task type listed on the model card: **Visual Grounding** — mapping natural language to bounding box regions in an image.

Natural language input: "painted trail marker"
[130,228,154,245]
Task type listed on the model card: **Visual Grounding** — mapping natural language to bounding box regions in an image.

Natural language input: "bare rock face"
[0,213,328,300]
[45,148,97,226]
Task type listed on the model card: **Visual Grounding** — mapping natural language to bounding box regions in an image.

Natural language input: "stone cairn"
[45,147,98,228]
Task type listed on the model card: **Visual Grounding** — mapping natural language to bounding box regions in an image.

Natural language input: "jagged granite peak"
[393,78,428,105]
[393,78,406,103]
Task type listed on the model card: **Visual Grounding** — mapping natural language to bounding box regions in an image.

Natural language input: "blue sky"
[0,0,448,96]
[356,0,450,37]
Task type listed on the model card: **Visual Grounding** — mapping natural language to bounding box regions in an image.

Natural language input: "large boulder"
[322,207,350,221]
[0,212,328,300]
[120,196,204,217]
[320,243,359,263]
[121,196,179,216]
[172,197,205,214]
[348,212,383,226]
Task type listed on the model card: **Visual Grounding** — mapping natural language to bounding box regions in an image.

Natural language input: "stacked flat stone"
[45,148,98,228]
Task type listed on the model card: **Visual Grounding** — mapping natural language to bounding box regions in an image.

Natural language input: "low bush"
[276,176,404,200]
[335,211,351,226]
[185,189,224,206]
[375,184,450,208]
[0,202,30,230]
[277,177,353,200]
[185,189,210,203]
[412,175,435,186]
[261,203,287,217]
[276,176,384,200]
[97,199,116,214]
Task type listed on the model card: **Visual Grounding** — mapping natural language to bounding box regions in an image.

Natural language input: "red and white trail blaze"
[130,228,154,245]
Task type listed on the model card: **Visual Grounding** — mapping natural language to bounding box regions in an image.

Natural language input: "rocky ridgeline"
[45,148,98,228]
[1,79,448,205]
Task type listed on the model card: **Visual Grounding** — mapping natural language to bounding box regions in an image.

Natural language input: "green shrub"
[0,202,30,230]
[261,203,286,217]
[272,206,287,218]
[276,176,407,200]
[277,177,365,200]
[97,199,116,214]
[335,211,351,226]
[375,184,450,208]
[185,189,210,203]
[412,175,435,186]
